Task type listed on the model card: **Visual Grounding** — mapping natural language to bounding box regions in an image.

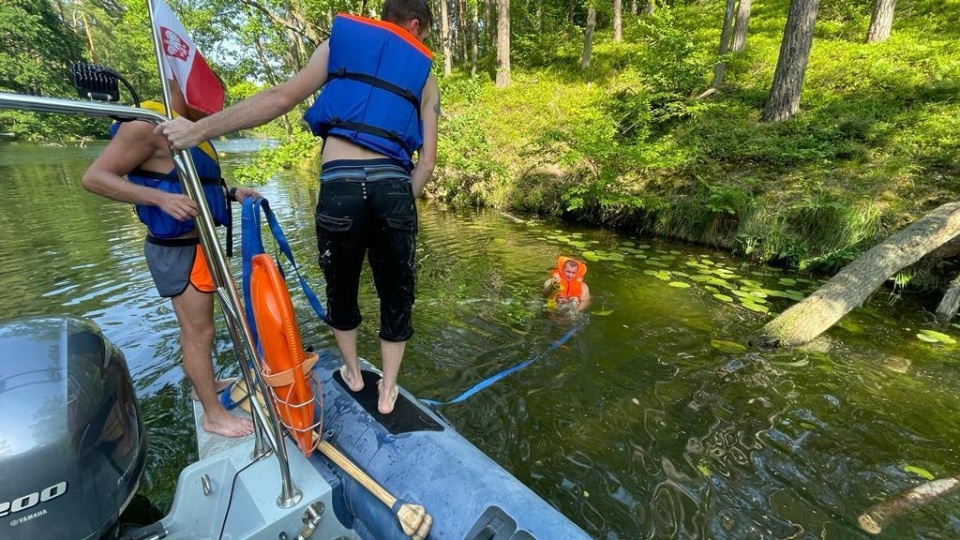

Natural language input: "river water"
[1,139,958,539]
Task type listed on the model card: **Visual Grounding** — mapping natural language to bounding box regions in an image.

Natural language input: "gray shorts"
[144,237,215,298]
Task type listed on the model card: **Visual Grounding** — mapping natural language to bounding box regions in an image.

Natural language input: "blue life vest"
[302,14,433,170]
[110,101,230,239]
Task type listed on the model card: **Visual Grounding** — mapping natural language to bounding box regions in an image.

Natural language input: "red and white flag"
[151,0,224,115]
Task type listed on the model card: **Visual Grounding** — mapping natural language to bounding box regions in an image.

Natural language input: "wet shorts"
[144,236,215,297]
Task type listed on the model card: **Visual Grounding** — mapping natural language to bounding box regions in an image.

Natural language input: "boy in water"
[543,256,591,313]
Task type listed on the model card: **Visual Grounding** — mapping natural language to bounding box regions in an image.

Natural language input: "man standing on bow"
[155,0,439,415]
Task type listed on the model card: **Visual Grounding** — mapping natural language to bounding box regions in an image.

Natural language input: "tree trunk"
[754,202,960,347]
[631,0,638,16]
[440,0,453,75]
[581,5,596,70]
[284,0,303,72]
[935,273,960,327]
[731,0,752,52]
[568,0,576,23]
[254,37,294,136]
[613,0,622,42]
[459,0,468,64]
[471,0,479,76]
[484,0,493,53]
[866,0,896,43]
[760,0,819,123]
[496,0,511,87]
[710,0,736,89]
[643,0,656,15]
[858,473,960,535]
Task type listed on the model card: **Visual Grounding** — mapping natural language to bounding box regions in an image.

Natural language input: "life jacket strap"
[322,118,415,161]
[328,68,421,114]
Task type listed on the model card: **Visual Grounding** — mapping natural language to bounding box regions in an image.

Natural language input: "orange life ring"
[250,253,315,456]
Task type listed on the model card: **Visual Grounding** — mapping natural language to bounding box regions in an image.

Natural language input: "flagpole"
[146,0,302,509]
[146,0,173,118]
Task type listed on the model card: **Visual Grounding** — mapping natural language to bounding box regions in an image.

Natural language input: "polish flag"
[151,0,224,115]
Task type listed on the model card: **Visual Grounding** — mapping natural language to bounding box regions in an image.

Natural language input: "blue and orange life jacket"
[551,256,588,301]
[110,101,229,239]
[302,13,433,171]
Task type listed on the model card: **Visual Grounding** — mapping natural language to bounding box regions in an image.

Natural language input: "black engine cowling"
[0,316,146,540]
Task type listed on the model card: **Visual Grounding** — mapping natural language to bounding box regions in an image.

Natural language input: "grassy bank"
[432,0,959,276]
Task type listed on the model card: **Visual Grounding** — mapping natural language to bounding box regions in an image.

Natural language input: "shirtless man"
[155,0,440,414]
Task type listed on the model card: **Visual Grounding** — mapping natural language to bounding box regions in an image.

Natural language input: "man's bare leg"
[334,328,364,392]
[378,339,405,414]
[172,287,253,437]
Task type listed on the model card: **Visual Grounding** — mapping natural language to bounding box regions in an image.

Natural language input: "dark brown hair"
[382,0,433,30]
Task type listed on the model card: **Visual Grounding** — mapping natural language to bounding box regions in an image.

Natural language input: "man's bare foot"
[377,380,398,415]
[203,409,254,438]
[190,378,237,401]
[340,365,364,392]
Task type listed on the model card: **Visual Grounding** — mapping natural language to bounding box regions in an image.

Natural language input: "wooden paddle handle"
[315,439,432,539]
[316,440,396,506]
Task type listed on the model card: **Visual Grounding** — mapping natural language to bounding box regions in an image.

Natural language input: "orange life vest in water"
[550,256,587,300]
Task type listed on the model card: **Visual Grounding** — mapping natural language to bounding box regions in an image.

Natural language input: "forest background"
[1,0,958,290]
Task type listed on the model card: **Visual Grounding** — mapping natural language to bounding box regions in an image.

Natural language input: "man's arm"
[411,73,439,197]
[156,41,332,150]
[577,283,591,311]
[83,121,200,221]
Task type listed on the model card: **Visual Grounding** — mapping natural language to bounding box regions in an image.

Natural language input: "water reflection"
[1,140,959,538]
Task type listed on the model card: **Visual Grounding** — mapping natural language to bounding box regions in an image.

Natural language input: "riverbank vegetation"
[2,0,958,282]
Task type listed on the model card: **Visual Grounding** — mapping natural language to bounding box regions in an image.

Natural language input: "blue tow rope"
[421,321,584,406]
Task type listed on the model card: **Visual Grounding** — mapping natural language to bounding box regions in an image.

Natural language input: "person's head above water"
[562,259,580,281]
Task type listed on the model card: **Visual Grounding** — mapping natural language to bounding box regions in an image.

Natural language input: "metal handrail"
[0,91,301,507]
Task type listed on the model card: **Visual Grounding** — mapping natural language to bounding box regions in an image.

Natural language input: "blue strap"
[257,199,328,323]
[241,198,328,349]
[241,198,266,350]
[421,321,584,406]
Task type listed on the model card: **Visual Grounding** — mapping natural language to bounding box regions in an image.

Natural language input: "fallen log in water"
[754,202,960,347]
[858,474,960,535]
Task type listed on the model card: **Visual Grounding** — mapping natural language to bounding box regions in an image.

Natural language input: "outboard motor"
[0,316,146,540]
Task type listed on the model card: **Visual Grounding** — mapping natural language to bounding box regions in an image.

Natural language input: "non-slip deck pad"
[333,369,443,435]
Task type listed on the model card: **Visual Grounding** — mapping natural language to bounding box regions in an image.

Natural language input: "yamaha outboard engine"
[0,316,146,539]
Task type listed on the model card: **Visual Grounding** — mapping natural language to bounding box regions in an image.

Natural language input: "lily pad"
[582,251,602,262]
[713,294,734,302]
[711,339,747,354]
[903,465,935,481]
[917,329,957,344]
[668,281,691,288]
[741,301,770,313]
[591,310,614,316]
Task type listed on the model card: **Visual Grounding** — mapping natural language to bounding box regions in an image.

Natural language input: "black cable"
[216,451,267,540]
